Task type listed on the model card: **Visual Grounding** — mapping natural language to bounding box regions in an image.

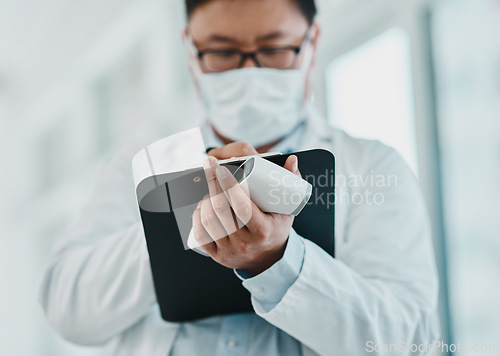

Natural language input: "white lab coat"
[39,109,440,355]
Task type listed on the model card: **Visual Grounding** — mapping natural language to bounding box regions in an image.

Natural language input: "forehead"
[189,0,309,44]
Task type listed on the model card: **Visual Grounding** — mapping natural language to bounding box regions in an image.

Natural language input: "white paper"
[132,127,207,189]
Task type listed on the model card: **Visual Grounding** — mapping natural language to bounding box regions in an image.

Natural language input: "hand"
[192,146,301,276]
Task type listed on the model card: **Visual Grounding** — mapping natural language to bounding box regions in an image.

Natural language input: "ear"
[182,26,189,41]
[309,22,321,68]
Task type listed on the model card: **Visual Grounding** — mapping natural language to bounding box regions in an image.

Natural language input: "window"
[326,28,418,174]
[432,0,500,349]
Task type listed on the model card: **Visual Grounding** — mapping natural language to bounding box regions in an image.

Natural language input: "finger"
[215,165,267,232]
[208,142,258,160]
[283,155,301,177]
[211,159,247,233]
[200,194,230,245]
[201,156,236,239]
[192,201,217,255]
[204,156,247,210]
[207,172,242,235]
[203,156,219,198]
[204,156,246,233]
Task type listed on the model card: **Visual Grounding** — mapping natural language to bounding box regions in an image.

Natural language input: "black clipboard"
[137,149,335,322]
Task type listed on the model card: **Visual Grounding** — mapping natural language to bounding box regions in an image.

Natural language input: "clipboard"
[137,149,335,322]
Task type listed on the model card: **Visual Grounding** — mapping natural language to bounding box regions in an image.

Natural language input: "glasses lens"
[256,48,297,69]
[202,52,241,72]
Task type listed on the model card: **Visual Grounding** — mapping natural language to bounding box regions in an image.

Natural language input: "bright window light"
[326,28,418,175]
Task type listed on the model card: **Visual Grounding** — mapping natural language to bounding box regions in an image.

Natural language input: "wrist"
[242,239,288,277]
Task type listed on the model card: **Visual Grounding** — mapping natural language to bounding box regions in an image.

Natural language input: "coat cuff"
[234,228,305,312]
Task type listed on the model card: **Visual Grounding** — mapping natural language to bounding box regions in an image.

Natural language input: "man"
[39,0,440,355]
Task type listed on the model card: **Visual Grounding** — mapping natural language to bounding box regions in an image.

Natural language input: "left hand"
[192,154,301,276]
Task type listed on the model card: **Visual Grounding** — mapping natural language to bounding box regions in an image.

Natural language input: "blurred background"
[0,0,499,354]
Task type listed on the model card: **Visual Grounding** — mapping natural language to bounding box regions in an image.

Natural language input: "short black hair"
[185,0,317,25]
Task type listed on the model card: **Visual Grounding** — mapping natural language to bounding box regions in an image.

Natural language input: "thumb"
[284,155,301,177]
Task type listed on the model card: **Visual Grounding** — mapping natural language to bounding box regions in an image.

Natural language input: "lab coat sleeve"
[38,146,157,346]
[234,228,305,312]
[248,145,440,355]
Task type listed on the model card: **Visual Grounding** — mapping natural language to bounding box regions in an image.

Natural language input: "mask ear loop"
[299,29,315,71]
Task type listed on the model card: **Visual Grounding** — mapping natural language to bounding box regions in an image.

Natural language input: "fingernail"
[215,166,227,179]
[292,156,299,172]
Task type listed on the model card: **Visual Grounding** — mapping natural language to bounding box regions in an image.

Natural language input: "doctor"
[39,0,440,355]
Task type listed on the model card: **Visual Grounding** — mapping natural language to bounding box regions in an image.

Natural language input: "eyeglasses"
[193,31,310,73]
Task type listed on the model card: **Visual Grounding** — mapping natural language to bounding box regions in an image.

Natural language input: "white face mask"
[198,68,306,147]
[185,35,313,147]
